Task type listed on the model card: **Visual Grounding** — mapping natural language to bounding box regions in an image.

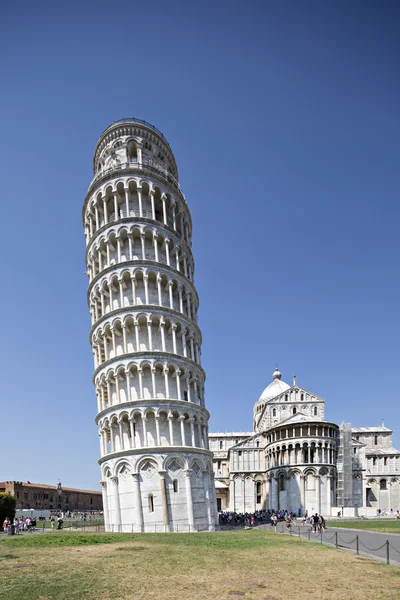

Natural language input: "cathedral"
[210,369,400,517]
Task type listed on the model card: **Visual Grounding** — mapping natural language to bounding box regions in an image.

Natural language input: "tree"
[0,493,16,528]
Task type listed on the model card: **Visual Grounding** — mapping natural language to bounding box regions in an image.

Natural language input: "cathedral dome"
[255,369,291,410]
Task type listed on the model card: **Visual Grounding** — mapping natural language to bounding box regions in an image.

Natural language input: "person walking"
[3,518,10,534]
[312,513,319,532]
[270,513,278,531]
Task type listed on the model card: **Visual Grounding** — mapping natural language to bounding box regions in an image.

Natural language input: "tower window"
[184,391,188,401]
[301,393,304,401]
[374,435,378,445]
[219,440,223,450]
[129,145,138,163]
[256,481,262,504]
[380,479,387,490]
[373,457,377,466]
[148,494,154,512]
[173,480,178,493]
[314,407,318,416]
[384,457,387,466]
[293,407,297,415]
[272,408,276,417]
[217,461,221,470]
[285,394,288,401]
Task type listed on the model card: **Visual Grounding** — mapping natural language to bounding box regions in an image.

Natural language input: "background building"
[83,118,217,532]
[210,369,400,516]
[0,481,102,512]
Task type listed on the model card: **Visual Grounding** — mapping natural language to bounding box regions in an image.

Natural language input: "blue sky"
[1,1,399,490]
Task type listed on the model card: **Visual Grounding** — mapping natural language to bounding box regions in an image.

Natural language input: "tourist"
[318,515,326,532]
[3,517,10,534]
[312,513,319,532]
[285,514,292,531]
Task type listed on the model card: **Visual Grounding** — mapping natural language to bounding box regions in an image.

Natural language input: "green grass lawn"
[31,518,104,530]
[0,530,399,600]
[327,519,400,534]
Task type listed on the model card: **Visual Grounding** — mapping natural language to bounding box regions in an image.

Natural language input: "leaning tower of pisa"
[82,119,217,532]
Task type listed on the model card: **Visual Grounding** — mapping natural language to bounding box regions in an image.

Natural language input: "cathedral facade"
[210,369,400,517]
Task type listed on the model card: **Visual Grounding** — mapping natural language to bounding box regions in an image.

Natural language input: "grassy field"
[30,518,104,530]
[0,530,399,600]
[327,519,400,534]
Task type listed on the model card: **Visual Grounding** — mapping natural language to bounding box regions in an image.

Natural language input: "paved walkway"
[258,523,400,566]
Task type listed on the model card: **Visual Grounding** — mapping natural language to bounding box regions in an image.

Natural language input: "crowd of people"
[2,516,37,534]
[219,509,327,532]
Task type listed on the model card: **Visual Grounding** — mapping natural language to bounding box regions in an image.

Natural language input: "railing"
[62,522,216,533]
[269,522,400,566]
[99,118,170,144]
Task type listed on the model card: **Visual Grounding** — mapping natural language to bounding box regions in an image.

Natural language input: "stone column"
[132,473,144,532]
[137,188,143,217]
[179,416,186,446]
[159,471,169,528]
[300,474,305,514]
[150,190,155,220]
[189,418,195,447]
[326,474,332,515]
[168,413,174,445]
[124,186,130,217]
[185,470,195,530]
[100,480,110,531]
[230,478,235,512]
[315,474,320,513]
[110,476,121,531]
[203,470,214,531]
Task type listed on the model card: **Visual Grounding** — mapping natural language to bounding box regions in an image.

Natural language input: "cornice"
[98,446,213,466]
[95,397,210,424]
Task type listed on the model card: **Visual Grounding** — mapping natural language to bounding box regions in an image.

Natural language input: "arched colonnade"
[98,408,209,457]
[84,179,191,246]
[95,359,205,411]
[89,268,198,325]
[86,225,194,284]
[92,312,201,369]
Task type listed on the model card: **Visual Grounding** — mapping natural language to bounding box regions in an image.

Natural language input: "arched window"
[273,408,276,417]
[301,393,304,401]
[219,440,223,450]
[293,407,297,415]
[374,435,378,445]
[173,479,179,493]
[314,407,318,416]
[148,494,154,512]
[285,394,288,401]
[256,481,262,504]
[129,144,138,163]
[380,479,387,490]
